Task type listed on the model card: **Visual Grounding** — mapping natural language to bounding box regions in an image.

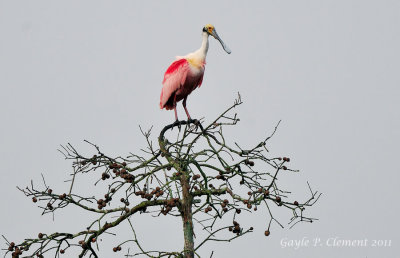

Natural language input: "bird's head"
[203,24,231,54]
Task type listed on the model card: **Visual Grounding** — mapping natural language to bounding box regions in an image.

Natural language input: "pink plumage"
[160,58,205,120]
[159,24,231,121]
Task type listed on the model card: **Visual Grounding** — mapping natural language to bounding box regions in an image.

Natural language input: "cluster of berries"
[161,198,179,215]
[228,220,241,235]
[134,186,164,200]
[113,246,122,252]
[97,193,112,209]
[8,242,23,258]
[220,199,229,212]
[107,162,135,183]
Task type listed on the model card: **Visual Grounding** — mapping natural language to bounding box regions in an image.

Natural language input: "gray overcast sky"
[1,1,399,257]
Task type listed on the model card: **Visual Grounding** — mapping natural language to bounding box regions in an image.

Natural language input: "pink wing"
[160,59,189,109]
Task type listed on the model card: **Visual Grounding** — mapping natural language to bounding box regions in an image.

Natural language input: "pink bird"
[160,24,231,121]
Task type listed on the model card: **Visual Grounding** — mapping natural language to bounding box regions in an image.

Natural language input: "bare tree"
[3,95,320,258]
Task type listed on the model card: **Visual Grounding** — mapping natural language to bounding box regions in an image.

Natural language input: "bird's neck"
[195,32,209,62]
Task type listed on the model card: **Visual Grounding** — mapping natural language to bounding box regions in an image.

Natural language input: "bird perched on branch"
[160,24,231,121]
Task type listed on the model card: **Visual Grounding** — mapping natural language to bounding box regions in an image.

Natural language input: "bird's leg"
[173,107,182,130]
[172,95,181,130]
[173,94,179,122]
[182,97,192,121]
[174,106,178,122]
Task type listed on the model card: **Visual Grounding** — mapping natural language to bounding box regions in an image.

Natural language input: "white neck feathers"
[188,32,209,62]
[198,32,209,56]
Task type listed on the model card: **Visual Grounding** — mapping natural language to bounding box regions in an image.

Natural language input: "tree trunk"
[181,174,194,258]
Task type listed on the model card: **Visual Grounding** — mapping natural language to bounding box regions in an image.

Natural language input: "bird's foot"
[188,118,200,126]
[187,118,203,132]
[172,120,182,131]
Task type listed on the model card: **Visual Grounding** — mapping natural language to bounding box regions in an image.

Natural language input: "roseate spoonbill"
[160,24,231,121]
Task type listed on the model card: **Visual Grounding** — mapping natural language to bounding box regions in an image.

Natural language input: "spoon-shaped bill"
[211,30,231,54]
